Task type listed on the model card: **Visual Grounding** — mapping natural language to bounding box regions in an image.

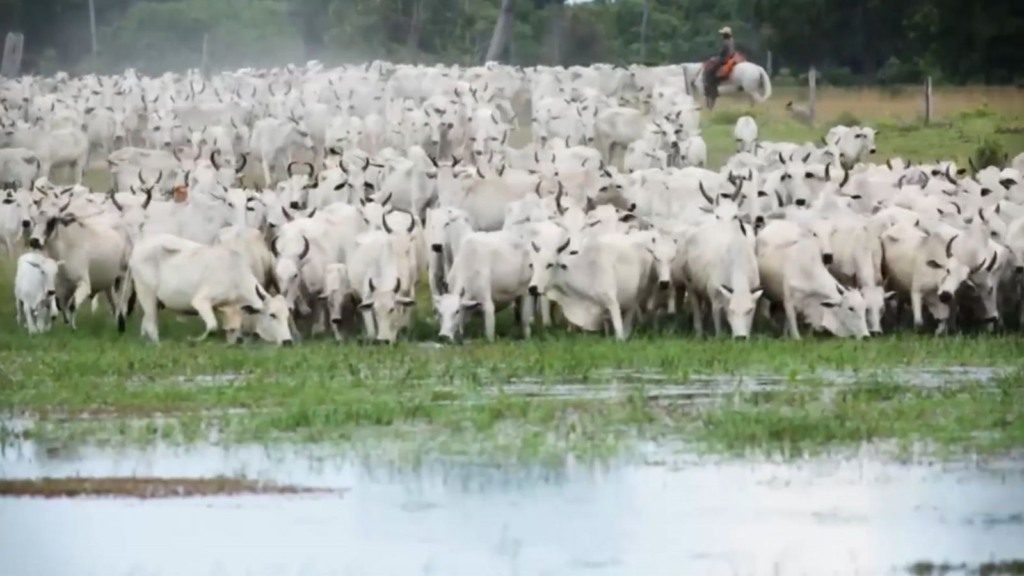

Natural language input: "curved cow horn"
[556,238,571,254]
[555,183,566,214]
[381,212,393,234]
[172,147,183,163]
[393,277,401,293]
[287,161,298,177]
[108,190,124,212]
[699,181,714,206]
[945,235,957,258]
[362,157,370,171]
[839,167,850,188]
[380,192,393,206]
[405,211,416,233]
[802,152,811,163]
[153,170,163,185]
[778,152,786,165]
[969,157,978,173]
[303,162,316,176]
[944,165,956,184]
[298,236,310,260]
[270,237,280,257]
[210,150,221,170]
[368,278,375,293]
[142,188,153,209]
[825,163,831,181]
[886,159,893,170]
[235,153,247,174]
[137,169,148,187]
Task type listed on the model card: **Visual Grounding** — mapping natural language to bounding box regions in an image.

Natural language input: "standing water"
[1,440,1022,575]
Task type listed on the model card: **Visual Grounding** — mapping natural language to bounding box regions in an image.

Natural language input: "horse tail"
[754,67,773,103]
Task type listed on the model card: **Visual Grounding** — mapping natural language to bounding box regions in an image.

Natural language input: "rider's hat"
[719,26,733,37]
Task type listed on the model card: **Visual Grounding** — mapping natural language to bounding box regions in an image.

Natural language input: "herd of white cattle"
[2,61,1023,345]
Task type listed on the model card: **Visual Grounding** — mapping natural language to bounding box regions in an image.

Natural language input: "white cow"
[129,233,289,344]
[733,115,758,153]
[14,252,60,334]
[756,220,870,339]
[683,216,763,338]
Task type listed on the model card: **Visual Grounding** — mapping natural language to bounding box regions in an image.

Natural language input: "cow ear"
[461,300,481,310]
[358,301,374,311]
[925,259,943,270]
[820,301,839,309]
[751,289,764,299]
[397,297,416,307]
[718,285,733,297]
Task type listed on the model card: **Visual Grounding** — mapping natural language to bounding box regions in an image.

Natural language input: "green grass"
[6,87,1024,463]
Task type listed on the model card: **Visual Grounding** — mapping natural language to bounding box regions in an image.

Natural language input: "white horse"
[690,61,773,110]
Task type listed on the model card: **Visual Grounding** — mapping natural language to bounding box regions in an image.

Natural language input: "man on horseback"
[704,26,739,105]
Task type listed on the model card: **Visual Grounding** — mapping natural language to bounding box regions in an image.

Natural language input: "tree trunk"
[406,0,422,56]
[485,0,516,63]
[544,0,566,65]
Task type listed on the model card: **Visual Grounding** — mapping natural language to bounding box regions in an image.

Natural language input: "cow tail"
[757,68,773,103]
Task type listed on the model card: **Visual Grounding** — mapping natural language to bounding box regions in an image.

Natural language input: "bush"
[823,66,857,87]
[971,138,1006,170]
[834,111,861,126]
[877,56,924,85]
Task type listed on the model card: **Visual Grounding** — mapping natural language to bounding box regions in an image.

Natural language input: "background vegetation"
[1,0,1023,84]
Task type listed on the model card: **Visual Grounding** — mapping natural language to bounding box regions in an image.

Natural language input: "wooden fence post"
[1,32,24,78]
[923,76,933,125]
[808,66,817,126]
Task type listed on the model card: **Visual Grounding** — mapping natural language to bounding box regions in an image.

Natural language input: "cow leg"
[539,296,552,328]
[483,299,497,342]
[135,286,160,343]
[15,298,25,328]
[519,294,532,340]
[70,279,93,330]
[781,289,801,340]
[711,299,724,337]
[689,292,704,337]
[603,298,626,341]
[925,295,950,336]
[189,295,219,341]
[220,307,243,344]
[262,158,273,188]
[910,289,926,331]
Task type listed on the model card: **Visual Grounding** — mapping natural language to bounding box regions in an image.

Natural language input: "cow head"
[528,235,572,297]
[358,277,415,343]
[819,286,870,339]
[248,294,294,346]
[435,288,479,343]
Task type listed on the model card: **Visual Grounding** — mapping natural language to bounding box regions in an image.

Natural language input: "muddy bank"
[0,476,342,498]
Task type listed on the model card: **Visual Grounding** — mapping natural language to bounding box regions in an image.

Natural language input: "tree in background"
[0,0,1020,83]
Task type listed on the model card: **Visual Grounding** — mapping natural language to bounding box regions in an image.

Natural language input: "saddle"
[704,53,745,79]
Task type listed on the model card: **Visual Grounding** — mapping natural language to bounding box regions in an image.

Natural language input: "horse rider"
[705,26,736,100]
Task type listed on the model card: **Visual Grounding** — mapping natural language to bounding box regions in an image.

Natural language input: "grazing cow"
[733,115,758,153]
[880,222,984,335]
[14,252,60,334]
[528,233,654,341]
[756,220,870,339]
[683,215,763,338]
[129,233,289,344]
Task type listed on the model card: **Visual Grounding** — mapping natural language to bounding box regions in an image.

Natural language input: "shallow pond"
[2,440,1023,575]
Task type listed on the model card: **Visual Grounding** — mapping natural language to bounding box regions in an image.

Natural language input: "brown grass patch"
[0,476,344,498]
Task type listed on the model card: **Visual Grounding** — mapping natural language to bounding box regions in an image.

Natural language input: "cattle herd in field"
[1,61,1023,344]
